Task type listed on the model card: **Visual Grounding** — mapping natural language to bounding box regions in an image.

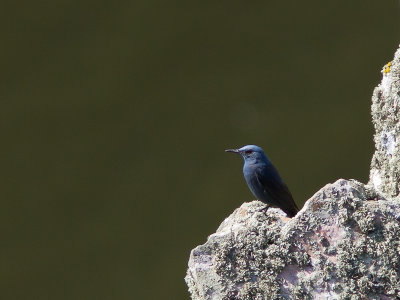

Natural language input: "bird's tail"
[283,201,299,218]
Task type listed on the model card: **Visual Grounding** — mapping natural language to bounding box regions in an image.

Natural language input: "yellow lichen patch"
[384,61,392,74]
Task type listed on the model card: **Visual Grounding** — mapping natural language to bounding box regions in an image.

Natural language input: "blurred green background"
[1,1,399,299]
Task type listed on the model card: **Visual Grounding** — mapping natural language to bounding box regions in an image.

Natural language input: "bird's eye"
[245,150,253,154]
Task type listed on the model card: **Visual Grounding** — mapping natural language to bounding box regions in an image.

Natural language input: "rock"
[186,180,400,299]
[186,44,400,299]
[369,47,400,200]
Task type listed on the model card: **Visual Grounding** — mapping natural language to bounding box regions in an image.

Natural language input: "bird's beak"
[225,148,239,153]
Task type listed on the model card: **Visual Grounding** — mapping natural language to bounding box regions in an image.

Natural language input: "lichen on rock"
[186,44,400,299]
[369,47,400,200]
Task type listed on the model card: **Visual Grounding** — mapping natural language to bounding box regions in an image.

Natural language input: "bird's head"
[225,145,269,164]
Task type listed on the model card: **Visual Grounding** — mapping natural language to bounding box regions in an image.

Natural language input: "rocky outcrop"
[185,44,400,299]
[370,51,400,200]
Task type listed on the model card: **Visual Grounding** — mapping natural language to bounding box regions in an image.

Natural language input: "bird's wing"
[255,165,299,217]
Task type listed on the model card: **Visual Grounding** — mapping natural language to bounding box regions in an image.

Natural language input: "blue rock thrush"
[225,145,299,217]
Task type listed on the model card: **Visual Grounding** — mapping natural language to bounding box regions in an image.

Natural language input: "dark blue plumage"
[226,145,299,218]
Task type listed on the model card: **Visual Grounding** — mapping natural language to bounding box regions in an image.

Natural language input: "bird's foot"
[257,205,270,215]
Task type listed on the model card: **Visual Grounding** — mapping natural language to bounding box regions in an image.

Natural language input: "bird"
[225,145,299,218]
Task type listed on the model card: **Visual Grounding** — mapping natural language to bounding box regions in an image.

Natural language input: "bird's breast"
[243,164,265,198]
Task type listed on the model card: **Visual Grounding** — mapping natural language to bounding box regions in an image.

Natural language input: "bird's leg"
[257,204,270,215]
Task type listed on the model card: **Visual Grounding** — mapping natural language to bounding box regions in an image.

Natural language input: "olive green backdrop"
[1,1,399,299]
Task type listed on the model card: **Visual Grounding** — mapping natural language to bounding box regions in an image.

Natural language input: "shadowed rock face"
[185,44,400,300]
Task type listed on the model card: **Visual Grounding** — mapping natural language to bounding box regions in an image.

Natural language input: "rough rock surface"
[369,48,400,200]
[187,180,400,299]
[185,44,400,300]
